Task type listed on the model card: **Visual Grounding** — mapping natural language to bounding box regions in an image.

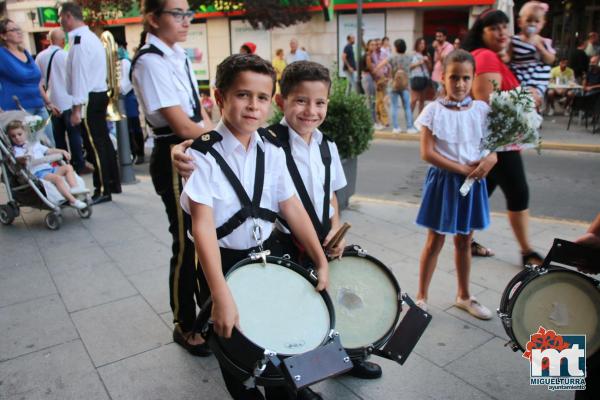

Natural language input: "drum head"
[328,255,400,349]
[227,262,330,355]
[510,270,600,356]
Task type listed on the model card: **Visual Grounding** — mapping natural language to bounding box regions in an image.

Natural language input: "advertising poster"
[337,13,385,76]
[181,23,209,80]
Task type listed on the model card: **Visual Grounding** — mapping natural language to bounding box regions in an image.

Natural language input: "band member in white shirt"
[35,29,85,174]
[131,0,213,356]
[59,2,121,204]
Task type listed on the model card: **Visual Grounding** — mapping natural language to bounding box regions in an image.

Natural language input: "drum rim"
[331,246,403,354]
[216,255,336,364]
[499,265,600,354]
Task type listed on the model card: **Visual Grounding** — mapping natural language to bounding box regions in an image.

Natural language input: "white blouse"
[415,100,490,165]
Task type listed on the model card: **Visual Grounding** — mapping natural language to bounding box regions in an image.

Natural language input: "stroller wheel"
[77,198,93,219]
[45,212,62,230]
[0,204,16,225]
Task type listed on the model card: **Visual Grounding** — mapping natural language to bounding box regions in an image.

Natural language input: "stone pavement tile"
[455,256,524,294]
[37,233,99,262]
[338,353,493,400]
[0,236,41,270]
[343,233,417,268]
[71,295,171,367]
[52,262,138,312]
[344,209,415,246]
[131,211,171,246]
[0,262,56,307]
[445,337,572,400]
[129,266,171,314]
[0,295,77,361]
[411,309,494,368]
[529,221,589,249]
[43,244,113,275]
[310,378,362,399]
[113,189,165,217]
[346,201,422,230]
[0,340,109,400]
[389,258,486,311]
[104,235,171,276]
[28,220,89,248]
[445,288,509,340]
[83,218,151,247]
[98,343,229,400]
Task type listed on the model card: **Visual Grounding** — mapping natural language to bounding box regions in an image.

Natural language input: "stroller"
[0,110,92,230]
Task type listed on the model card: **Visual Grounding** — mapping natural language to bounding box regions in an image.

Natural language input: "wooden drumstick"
[325,222,351,252]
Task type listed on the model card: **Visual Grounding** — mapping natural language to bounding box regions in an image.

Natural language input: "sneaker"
[374,123,385,130]
[70,199,87,210]
[564,109,570,116]
[415,299,428,312]
[70,187,89,195]
[547,107,554,116]
[455,296,492,320]
[406,127,419,134]
[392,128,401,134]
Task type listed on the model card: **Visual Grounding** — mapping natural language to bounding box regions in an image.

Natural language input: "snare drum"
[328,246,402,359]
[206,255,340,386]
[499,265,600,358]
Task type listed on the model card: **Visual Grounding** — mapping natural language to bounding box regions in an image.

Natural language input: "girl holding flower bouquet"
[414,49,497,320]
[463,9,544,268]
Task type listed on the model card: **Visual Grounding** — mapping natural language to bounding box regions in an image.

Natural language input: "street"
[356,139,600,223]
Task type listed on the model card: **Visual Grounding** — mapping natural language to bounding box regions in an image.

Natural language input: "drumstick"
[325,222,351,252]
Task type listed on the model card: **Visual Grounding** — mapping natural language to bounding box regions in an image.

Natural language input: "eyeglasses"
[160,9,195,23]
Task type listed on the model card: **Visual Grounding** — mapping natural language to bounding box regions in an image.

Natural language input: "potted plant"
[269,73,374,210]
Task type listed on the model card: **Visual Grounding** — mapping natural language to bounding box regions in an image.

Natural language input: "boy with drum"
[179,53,329,400]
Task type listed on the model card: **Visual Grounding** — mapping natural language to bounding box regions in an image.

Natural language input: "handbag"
[410,62,431,91]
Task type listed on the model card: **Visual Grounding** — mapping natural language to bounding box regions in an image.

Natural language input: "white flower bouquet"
[460,86,542,197]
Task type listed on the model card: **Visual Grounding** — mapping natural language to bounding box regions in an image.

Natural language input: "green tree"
[76,0,135,25]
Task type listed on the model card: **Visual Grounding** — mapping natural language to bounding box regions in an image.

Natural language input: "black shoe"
[110,183,122,194]
[297,387,323,400]
[91,194,112,205]
[347,360,382,379]
[173,326,212,357]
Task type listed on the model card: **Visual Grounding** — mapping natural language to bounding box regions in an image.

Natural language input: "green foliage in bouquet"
[484,85,542,153]
[269,73,374,159]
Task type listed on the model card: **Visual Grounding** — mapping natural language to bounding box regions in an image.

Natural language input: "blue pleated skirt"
[416,167,490,235]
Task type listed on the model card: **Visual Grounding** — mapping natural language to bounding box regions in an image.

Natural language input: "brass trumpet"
[100,30,122,122]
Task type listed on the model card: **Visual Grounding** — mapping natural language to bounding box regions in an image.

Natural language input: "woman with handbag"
[410,37,432,115]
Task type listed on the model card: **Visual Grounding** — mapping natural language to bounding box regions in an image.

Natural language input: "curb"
[373,131,600,153]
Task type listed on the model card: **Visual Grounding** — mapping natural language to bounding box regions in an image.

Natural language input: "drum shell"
[208,256,336,386]
[329,247,403,360]
[499,265,600,357]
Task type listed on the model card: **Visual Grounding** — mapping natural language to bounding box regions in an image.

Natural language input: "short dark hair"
[215,53,276,96]
[394,39,406,54]
[59,2,84,21]
[436,28,448,37]
[280,61,331,98]
[463,9,510,52]
[442,49,476,72]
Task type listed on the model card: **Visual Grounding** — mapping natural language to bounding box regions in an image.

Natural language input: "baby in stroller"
[7,120,86,209]
[0,111,91,230]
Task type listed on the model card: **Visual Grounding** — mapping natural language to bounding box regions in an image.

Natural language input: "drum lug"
[249,249,271,265]
[307,268,318,282]
[354,246,368,257]
[282,254,291,260]
[504,340,520,353]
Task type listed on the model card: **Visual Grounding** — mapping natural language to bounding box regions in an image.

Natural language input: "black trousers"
[52,109,85,173]
[150,136,200,332]
[196,238,292,400]
[127,116,145,158]
[82,91,121,195]
[486,150,529,212]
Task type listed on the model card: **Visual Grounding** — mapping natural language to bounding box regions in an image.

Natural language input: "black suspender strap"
[130,44,164,81]
[319,136,332,237]
[45,49,60,90]
[264,124,332,241]
[184,59,202,120]
[205,146,277,239]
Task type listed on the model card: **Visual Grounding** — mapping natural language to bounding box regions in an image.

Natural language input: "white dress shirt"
[276,118,347,233]
[35,45,72,113]
[119,58,133,95]
[181,120,296,250]
[66,25,107,106]
[132,33,200,129]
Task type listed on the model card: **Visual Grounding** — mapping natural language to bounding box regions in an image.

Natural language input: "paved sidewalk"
[0,167,594,400]
[380,113,600,152]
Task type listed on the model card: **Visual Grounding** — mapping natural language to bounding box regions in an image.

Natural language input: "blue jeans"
[361,73,376,122]
[26,107,55,147]
[345,70,357,94]
[390,89,414,130]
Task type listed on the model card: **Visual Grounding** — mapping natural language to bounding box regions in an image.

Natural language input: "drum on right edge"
[499,265,600,358]
[328,246,401,358]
